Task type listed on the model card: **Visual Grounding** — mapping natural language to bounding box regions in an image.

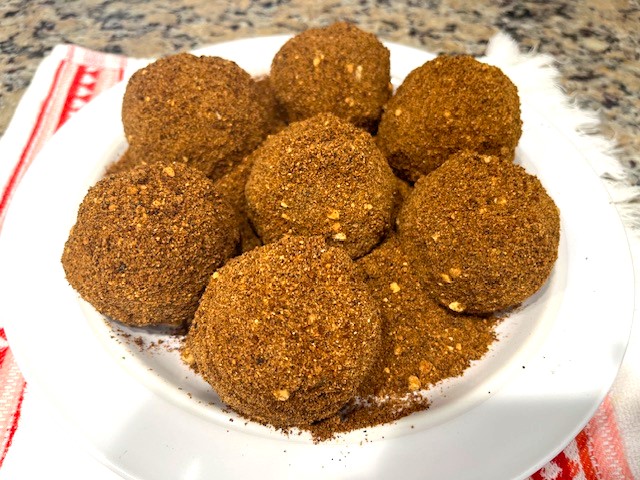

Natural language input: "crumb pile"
[246,113,397,258]
[398,151,560,314]
[62,162,239,327]
[271,22,391,131]
[185,236,382,427]
[61,22,560,441]
[307,236,498,439]
[121,53,271,181]
[357,237,498,396]
[377,55,522,182]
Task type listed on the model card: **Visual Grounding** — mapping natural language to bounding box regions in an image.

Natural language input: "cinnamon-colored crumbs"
[306,236,498,440]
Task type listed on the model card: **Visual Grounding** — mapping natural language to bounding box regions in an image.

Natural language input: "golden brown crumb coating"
[397,151,559,314]
[212,157,262,253]
[245,113,397,258]
[270,22,391,131]
[390,176,412,228]
[104,147,142,176]
[253,75,288,134]
[186,235,382,427]
[377,55,522,182]
[356,235,497,396]
[62,162,240,327]
[121,53,270,181]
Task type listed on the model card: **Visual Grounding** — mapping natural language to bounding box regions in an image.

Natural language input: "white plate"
[0,37,634,480]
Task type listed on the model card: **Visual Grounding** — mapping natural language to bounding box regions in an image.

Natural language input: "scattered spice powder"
[133,336,144,351]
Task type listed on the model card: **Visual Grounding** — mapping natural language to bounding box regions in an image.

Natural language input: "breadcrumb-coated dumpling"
[271,22,391,132]
[62,162,240,327]
[122,53,271,181]
[397,151,559,314]
[377,55,522,182]
[186,235,382,427]
[245,113,397,258]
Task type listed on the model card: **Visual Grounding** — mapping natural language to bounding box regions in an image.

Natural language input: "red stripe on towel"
[0,61,66,230]
[0,47,127,468]
[0,330,27,466]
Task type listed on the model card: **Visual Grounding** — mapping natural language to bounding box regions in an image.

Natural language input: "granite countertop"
[1,0,638,184]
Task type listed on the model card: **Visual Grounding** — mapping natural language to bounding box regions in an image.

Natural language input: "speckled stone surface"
[1,0,638,183]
